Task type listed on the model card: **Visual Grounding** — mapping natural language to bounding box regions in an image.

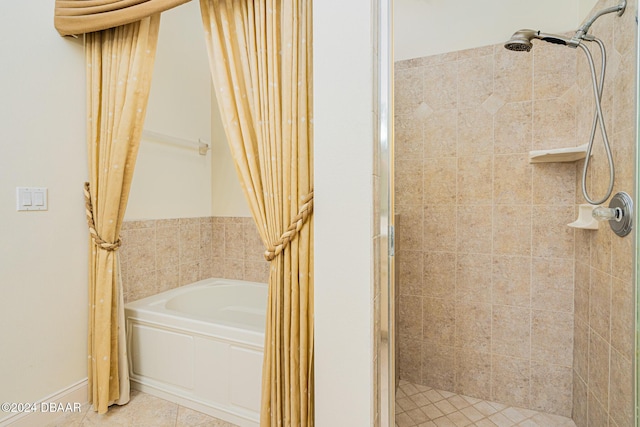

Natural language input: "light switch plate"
[17,187,48,211]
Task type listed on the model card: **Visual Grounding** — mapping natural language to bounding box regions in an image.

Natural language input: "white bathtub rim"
[125,277,268,310]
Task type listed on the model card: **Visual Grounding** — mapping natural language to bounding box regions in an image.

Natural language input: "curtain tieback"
[264,190,314,261]
[84,182,122,251]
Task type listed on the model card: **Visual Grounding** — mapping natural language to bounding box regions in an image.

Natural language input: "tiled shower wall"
[394,0,636,420]
[120,217,269,303]
[571,0,636,426]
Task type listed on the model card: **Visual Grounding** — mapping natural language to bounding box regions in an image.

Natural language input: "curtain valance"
[54,0,190,36]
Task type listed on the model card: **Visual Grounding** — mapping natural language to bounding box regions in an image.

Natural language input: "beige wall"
[0,0,88,411]
[572,1,637,426]
[394,0,600,60]
[395,40,578,416]
[394,0,636,422]
[120,217,268,303]
[126,1,213,220]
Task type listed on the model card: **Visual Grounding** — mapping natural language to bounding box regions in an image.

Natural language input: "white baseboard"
[0,379,88,427]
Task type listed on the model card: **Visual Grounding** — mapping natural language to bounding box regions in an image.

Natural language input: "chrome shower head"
[504,29,536,52]
[504,29,575,52]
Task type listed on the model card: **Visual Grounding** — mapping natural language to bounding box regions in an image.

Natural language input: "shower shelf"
[529,143,588,163]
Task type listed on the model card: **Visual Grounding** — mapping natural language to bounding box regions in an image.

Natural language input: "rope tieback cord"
[84,182,122,251]
[264,191,314,262]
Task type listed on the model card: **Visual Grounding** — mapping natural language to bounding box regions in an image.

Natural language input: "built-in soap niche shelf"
[529,143,588,164]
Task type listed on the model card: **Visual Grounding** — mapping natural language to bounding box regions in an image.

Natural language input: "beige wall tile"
[423,252,455,298]
[395,67,424,116]
[531,310,573,366]
[574,261,590,322]
[458,55,494,109]
[494,48,533,103]
[398,205,424,251]
[494,154,532,205]
[399,295,422,339]
[532,205,575,259]
[399,336,422,385]
[491,355,530,408]
[572,373,588,427]
[422,342,455,391]
[611,277,634,360]
[492,256,531,307]
[493,205,532,256]
[532,162,576,205]
[589,268,612,342]
[494,102,533,154]
[396,159,424,206]
[179,222,200,264]
[179,261,200,286]
[532,98,577,150]
[243,261,269,283]
[457,155,493,205]
[423,62,458,111]
[492,305,530,359]
[456,205,492,254]
[588,390,609,427]
[223,258,244,281]
[422,298,455,346]
[423,157,457,205]
[532,258,574,313]
[224,221,244,260]
[610,225,633,284]
[530,362,572,417]
[609,348,634,427]
[424,110,457,158]
[425,204,456,252]
[458,110,493,156]
[456,253,491,302]
[588,330,610,408]
[591,226,612,274]
[533,44,576,100]
[399,251,424,296]
[455,301,491,352]
[395,115,424,160]
[573,318,589,384]
[454,349,491,400]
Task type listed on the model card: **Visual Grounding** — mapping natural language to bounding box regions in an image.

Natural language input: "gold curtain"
[85,15,160,414]
[199,0,313,425]
[55,0,187,36]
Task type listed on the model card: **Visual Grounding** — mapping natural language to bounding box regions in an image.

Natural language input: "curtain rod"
[141,129,210,156]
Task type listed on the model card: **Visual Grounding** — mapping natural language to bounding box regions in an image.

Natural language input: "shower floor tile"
[395,379,576,427]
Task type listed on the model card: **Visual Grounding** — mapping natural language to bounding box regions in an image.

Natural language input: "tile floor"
[395,380,577,427]
[46,389,239,427]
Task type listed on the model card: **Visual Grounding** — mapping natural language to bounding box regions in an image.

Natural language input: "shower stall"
[381,0,638,425]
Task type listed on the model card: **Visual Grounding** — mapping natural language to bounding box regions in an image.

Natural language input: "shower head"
[504,29,576,52]
[504,29,536,52]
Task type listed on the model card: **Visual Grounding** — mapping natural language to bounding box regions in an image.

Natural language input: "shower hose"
[577,36,615,205]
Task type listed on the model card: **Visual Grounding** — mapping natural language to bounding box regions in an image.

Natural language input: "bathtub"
[125,278,268,427]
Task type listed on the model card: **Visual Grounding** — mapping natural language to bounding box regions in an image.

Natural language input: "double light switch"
[16,187,48,211]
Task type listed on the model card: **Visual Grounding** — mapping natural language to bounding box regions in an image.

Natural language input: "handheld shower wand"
[504,0,626,205]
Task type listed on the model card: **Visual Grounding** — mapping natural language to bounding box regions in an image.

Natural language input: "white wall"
[210,95,251,217]
[394,0,600,60]
[0,0,88,413]
[126,1,213,220]
[314,0,375,425]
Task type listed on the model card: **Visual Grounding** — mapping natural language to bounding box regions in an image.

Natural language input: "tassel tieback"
[264,191,313,261]
[84,182,122,251]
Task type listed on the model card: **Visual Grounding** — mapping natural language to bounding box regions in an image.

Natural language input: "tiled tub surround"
[394,0,636,422]
[120,217,269,304]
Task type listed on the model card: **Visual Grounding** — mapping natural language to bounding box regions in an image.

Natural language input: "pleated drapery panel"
[55,0,188,36]
[199,0,314,425]
[85,15,160,414]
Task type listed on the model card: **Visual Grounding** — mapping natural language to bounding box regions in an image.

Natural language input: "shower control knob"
[591,192,633,237]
